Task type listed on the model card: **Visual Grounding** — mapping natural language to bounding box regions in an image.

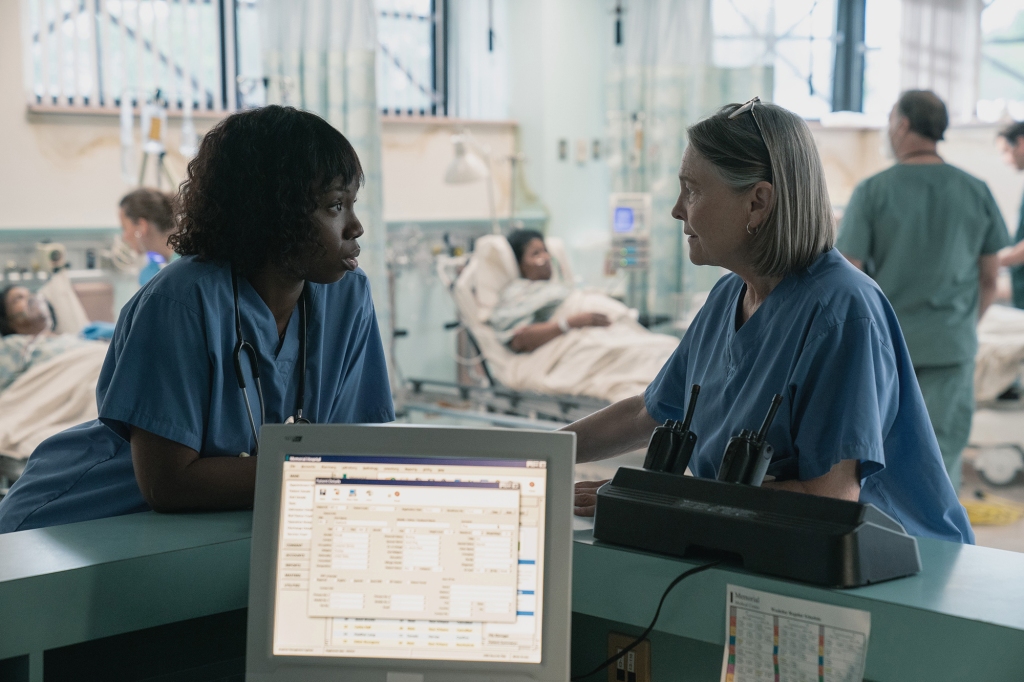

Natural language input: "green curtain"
[261,0,391,359]
[606,0,772,319]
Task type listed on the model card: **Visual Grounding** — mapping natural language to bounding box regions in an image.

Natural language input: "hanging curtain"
[900,0,983,122]
[260,0,391,355]
[607,0,771,318]
[447,0,509,120]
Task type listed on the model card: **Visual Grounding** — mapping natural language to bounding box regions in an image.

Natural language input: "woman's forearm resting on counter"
[130,427,257,513]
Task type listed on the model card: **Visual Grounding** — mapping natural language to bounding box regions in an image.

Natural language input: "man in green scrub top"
[996,121,1024,307]
[837,90,1008,491]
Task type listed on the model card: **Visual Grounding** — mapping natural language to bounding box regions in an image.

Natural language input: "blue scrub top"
[0,256,394,533]
[644,249,973,544]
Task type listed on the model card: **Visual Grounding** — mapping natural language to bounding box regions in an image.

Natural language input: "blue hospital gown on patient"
[0,256,394,533]
[645,248,973,543]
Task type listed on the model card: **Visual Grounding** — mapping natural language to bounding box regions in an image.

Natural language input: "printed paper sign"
[721,585,870,682]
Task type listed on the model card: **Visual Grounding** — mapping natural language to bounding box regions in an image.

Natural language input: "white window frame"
[20,0,239,116]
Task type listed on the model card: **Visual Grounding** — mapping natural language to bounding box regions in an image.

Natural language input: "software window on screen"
[272,455,548,663]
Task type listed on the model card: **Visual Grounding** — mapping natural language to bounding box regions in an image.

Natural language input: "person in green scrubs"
[996,122,1024,307]
[837,90,1008,492]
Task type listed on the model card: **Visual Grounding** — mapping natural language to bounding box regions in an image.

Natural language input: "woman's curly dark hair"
[170,105,363,276]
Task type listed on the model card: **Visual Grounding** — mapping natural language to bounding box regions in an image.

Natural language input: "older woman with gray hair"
[568,98,973,544]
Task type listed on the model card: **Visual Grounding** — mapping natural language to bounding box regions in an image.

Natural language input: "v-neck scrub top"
[836,163,1008,367]
[0,256,394,533]
[644,249,973,543]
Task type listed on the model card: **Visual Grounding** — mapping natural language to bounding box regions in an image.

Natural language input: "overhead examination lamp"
[445,132,501,235]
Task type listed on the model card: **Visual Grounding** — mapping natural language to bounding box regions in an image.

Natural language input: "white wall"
[0,0,211,230]
[507,0,611,288]
[4,0,1024,265]
[380,117,516,222]
[812,123,1024,229]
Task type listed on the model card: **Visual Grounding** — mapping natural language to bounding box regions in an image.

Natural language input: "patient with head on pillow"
[472,229,678,404]
[490,230,613,353]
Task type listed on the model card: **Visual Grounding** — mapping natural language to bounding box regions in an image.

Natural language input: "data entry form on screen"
[273,456,548,663]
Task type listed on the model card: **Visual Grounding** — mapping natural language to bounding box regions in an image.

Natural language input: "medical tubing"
[569,560,724,681]
[680,384,701,432]
[756,394,783,443]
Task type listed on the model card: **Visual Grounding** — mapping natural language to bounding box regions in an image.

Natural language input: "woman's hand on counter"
[574,479,610,517]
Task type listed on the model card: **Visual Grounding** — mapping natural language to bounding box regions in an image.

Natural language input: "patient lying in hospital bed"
[0,276,108,461]
[453,232,679,403]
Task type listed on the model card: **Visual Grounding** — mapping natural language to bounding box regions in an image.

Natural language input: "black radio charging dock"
[592,467,922,588]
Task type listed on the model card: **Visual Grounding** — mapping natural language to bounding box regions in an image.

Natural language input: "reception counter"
[1,511,1023,681]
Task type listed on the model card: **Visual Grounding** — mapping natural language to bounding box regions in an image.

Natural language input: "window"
[375,0,446,116]
[712,0,839,119]
[978,0,1024,121]
[861,0,900,117]
[23,0,240,112]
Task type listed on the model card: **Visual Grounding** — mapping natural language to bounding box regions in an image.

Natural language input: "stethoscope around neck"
[232,267,310,456]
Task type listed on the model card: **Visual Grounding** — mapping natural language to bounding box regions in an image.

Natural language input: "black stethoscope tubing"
[232,267,310,456]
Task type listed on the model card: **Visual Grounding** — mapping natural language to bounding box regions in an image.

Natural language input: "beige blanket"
[495,290,680,402]
[0,343,107,460]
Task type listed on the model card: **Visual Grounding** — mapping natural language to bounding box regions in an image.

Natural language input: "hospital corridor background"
[4,0,1024,680]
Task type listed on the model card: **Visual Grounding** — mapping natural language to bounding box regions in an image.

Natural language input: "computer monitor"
[246,424,575,682]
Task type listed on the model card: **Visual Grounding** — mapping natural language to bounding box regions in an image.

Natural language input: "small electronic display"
[613,207,635,234]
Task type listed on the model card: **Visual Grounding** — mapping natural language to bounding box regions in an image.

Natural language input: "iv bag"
[141,97,167,155]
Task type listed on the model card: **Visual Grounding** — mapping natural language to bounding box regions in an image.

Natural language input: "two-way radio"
[643,385,700,475]
[717,394,783,486]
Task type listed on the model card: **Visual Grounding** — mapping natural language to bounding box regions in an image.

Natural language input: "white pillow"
[38,271,90,334]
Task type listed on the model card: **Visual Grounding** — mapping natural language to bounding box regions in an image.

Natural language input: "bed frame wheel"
[974,446,1024,487]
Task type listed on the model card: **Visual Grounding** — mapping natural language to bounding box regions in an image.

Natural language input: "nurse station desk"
[2,511,1023,681]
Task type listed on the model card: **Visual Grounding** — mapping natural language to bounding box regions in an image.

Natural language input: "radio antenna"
[680,384,700,432]
[756,394,783,444]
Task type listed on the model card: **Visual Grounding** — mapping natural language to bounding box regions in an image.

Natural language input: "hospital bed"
[397,234,679,426]
[969,304,1024,486]
[398,235,609,426]
[0,272,107,498]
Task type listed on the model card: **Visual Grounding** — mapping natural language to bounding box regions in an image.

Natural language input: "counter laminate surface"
[0,511,1021,681]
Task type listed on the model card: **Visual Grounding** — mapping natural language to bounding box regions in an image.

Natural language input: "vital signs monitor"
[245,424,575,682]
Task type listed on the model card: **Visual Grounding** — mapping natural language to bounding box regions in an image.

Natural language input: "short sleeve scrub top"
[645,248,973,544]
[0,256,395,533]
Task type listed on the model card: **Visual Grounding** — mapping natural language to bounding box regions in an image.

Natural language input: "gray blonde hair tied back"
[686,101,835,277]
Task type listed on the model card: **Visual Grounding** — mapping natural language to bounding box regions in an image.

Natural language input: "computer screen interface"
[272,455,548,664]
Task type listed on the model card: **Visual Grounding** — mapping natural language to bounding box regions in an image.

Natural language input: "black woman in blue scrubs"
[0,106,394,533]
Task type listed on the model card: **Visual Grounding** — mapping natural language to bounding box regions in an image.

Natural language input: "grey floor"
[962,448,1024,553]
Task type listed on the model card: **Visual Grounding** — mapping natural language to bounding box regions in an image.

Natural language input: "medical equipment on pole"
[138,90,174,189]
[606,192,651,313]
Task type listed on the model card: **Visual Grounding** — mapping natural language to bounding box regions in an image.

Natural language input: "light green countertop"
[2,511,1023,681]
[571,516,1024,681]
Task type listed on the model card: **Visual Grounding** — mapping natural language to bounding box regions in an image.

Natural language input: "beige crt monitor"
[246,424,575,682]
